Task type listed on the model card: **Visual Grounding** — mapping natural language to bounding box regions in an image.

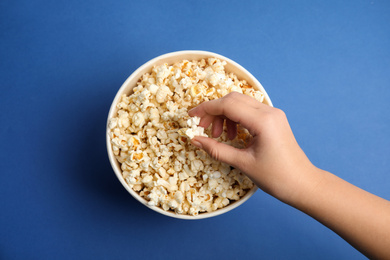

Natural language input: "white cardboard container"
[106,50,273,219]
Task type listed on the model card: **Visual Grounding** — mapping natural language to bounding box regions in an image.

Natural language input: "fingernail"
[191,139,203,149]
[188,107,197,114]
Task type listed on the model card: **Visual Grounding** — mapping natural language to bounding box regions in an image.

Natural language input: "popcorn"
[142,175,154,187]
[190,159,204,173]
[108,118,118,129]
[128,135,141,150]
[109,58,266,216]
[148,84,159,95]
[132,112,146,128]
[155,85,173,103]
[128,150,146,163]
[190,84,204,98]
[183,116,208,139]
[148,108,160,125]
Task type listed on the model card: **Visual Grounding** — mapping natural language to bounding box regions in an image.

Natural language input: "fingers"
[189,92,268,135]
[191,136,245,168]
[226,119,237,140]
[211,116,224,138]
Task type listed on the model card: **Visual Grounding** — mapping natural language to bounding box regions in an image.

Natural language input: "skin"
[188,92,390,259]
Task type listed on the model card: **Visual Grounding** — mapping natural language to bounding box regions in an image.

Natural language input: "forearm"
[189,93,390,258]
[290,169,390,259]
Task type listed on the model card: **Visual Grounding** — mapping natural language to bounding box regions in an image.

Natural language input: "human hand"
[190,92,390,259]
[188,92,319,203]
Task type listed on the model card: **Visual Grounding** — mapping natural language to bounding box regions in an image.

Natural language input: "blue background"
[1,0,389,259]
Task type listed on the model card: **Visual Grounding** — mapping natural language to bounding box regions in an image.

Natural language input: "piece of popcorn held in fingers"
[184,116,208,139]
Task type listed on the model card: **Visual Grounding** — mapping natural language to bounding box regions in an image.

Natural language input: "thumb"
[191,136,244,168]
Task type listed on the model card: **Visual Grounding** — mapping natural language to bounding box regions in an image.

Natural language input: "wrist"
[280,165,326,208]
